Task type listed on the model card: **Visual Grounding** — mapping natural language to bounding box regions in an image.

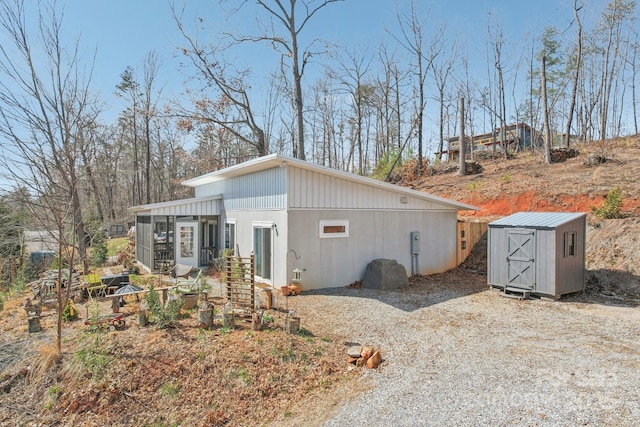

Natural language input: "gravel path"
[275,273,640,426]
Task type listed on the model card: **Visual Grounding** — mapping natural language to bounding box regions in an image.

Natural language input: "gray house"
[130,154,478,290]
[488,212,587,299]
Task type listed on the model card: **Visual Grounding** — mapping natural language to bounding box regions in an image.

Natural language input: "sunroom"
[130,195,228,272]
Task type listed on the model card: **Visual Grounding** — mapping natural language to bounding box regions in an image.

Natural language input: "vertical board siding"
[457,221,488,264]
[197,167,287,210]
[288,166,449,210]
[488,213,586,297]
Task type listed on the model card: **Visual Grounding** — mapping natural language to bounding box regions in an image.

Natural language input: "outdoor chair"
[175,268,204,294]
[84,273,107,298]
[169,263,193,279]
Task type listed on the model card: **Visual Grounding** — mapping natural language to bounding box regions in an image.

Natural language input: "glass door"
[253,225,272,282]
[176,221,198,267]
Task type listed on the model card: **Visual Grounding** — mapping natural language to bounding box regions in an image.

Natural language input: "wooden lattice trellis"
[224,253,255,313]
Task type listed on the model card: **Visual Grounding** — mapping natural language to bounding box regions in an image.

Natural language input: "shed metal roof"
[489,211,586,229]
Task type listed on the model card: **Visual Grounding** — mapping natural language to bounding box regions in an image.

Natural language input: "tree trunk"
[458,97,466,176]
[565,0,582,147]
[542,56,552,164]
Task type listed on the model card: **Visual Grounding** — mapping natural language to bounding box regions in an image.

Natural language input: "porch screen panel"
[137,215,152,269]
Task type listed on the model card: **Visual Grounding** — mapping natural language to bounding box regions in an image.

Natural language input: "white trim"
[252,221,274,227]
[252,222,274,285]
[319,220,349,238]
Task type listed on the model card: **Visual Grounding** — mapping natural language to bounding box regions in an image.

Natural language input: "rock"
[362,259,409,290]
[367,350,382,369]
[347,356,358,364]
[347,345,363,358]
[356,357,366,367]
[361,346,374,360]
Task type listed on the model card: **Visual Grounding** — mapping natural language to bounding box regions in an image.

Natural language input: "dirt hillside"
[399,135,640,297]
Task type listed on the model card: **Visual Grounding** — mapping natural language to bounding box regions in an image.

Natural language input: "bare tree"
[0,0,99,352]
[596,0,636,139]
[141,51,162,204]
[458,97,466,175]
[565,0,583,146]
[225,0,344,160]
[432,38,457,163]
[331,47,374,175]
[173,5,268,159]
[541,56,552,164]
[391,1,442,173]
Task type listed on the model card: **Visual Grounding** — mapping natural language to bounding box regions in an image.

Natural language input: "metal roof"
[489,211,586,229]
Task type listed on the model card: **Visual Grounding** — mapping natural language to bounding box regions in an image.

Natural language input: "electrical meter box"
[410,231,421,255]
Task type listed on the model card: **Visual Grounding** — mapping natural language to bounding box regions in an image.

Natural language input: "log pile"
[550,147,580,163]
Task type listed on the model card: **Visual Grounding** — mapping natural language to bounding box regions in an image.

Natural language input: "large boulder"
[362,259,409,290]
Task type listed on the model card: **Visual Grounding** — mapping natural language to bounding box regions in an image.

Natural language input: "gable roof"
[182,154,479,211]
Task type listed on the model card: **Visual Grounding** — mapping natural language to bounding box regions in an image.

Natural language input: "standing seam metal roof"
[489,212,586,228]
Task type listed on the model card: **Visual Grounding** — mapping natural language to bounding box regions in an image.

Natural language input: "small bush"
[90,232,108,267]
[592,188,623,219]
[146,285,183,329]
[62,299,78,321]
[0,293,4,311]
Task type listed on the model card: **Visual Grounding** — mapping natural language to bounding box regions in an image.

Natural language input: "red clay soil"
[458,190,640,217]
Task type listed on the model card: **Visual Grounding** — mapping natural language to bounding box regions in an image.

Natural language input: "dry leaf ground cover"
[1,137,640,426]
[0,290,356,427]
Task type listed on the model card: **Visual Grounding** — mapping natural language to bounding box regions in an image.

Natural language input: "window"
[319,220,349,238]
[225,220,236,252]
[564,232,577,257]
[253,223,272,281]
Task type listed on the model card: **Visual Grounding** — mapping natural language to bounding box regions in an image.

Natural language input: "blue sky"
[58,0,582,124]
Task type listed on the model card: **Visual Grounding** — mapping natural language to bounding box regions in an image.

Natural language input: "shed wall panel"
[488,212,586,297]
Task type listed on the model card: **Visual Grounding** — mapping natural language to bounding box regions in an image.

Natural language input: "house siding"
[225,209,289,287]
[195,167,286,210]
[287,209,458,290]
[288,166,451,211]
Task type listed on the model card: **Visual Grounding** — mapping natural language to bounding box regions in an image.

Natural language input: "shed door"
[506,229,535,289]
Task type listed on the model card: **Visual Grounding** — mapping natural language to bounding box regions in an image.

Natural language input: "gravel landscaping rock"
[275,271,640,426]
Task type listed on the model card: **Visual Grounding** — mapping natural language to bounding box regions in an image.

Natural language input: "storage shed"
[488,212,586,299]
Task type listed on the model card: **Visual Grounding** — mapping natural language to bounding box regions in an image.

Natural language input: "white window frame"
[319,220,349,238]
[252,221,274,284]
[224,219,236,251]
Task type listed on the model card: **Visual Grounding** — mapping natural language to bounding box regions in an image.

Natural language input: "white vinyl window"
[319,220,349,238]
[224,220,236,252]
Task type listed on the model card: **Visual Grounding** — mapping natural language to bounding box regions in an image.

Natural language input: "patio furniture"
[84,273,107,298]
[176,269,204,294]
[169,263,193,280]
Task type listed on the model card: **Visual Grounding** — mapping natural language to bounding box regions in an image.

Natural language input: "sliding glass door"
[253,224,272,282]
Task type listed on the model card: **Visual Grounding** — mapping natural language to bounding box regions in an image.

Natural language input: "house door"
[253,224,272,283]
[176,221,199,268]
[506,229,536,290]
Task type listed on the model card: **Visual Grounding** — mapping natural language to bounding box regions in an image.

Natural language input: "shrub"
[146,285,183,329]
[62,299,78,321]
[90,231,108,267]
[592,188,623,219]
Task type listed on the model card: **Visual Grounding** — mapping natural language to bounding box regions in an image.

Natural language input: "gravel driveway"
[274,271,640,426]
